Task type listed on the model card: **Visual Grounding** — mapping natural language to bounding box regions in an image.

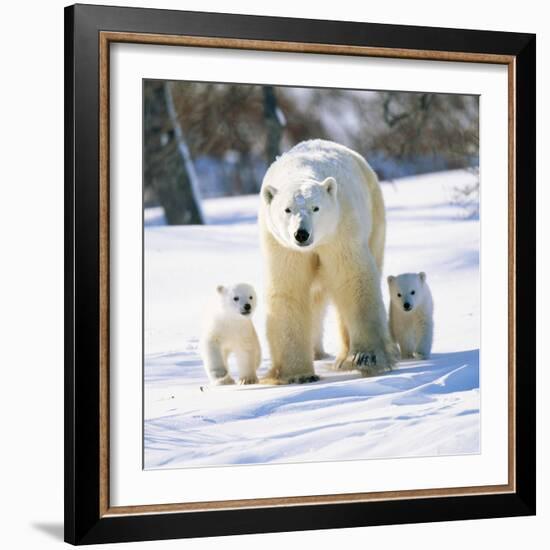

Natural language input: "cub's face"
[262,177,340,251]
[387,272,426,313]
[217,283,257,317]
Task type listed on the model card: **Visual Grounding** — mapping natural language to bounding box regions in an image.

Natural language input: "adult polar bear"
[259,139,397,384]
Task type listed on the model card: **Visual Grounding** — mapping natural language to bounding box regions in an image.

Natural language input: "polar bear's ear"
[216,285,226,295]
[387,275,395,285]
[262,185,277,205]
[321,177,337,197]
[419,272,427,283]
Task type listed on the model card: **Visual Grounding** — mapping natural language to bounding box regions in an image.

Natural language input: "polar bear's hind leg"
[311,287,330,360]
[333,312,352,370]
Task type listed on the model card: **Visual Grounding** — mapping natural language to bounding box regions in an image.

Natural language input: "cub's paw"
[412,352,430,360]
[212,374,235,386]
[287,374,320,384]
[238,375,258,385]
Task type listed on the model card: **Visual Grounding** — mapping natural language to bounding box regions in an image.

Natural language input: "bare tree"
[373,91,478,164]
[147,82,479,202]
[263,86,285,165]
[144,80,204,225]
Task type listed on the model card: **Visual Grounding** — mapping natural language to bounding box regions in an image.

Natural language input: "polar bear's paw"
[332,355,355,371]
[336,348,395,376]
[260,366,319,385]
[353,351,379,370]
[212,374,235,386]
[238,375,258,385]
[287,374,321,384]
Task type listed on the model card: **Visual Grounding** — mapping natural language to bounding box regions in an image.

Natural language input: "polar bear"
[200,283,261,385]
[259,139,396,384]
[387,272,434,360]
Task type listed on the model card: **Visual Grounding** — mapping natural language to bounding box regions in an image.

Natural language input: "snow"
[144,169,480,469]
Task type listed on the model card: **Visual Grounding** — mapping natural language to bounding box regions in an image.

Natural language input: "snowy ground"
[144,170,480,469]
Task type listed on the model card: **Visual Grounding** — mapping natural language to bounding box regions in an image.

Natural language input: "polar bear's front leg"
[261,246,319,384]
[201,339,235,385]
[414,318,433,360]
[234,345,261,385]
[265,292,318,383]
[398,336,415,359]
[325,251,397,375]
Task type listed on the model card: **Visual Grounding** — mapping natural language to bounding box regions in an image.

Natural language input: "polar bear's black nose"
[404,302,411,311]
[244,303,251,311]
[294,229,310,243]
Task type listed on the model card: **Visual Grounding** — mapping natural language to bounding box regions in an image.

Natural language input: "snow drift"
[144,170,480,469]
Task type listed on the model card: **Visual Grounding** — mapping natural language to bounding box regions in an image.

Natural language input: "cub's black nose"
[294,229,310,243]
[404,302,411,311]
[244,303,251,311]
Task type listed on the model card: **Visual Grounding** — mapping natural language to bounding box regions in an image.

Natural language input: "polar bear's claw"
[239,375,259,385]
[351,352,378,374]
[352,352,377,368]
[336,348,393,376]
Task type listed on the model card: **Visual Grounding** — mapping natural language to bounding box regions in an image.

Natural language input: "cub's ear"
[321,176,337,197]
[419,272,427,283]
[262,185,277,204]
[216,285,226,295]
[387,275,395,285]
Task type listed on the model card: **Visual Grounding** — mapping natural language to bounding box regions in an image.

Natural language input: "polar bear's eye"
[233,296,239,302]
[411,290,415,295]
[284,208,291,214]
[249,296,253,300]
[397,293,402,298]
[313,206,319,212]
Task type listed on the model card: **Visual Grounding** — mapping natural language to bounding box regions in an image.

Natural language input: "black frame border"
[65,3,536,545]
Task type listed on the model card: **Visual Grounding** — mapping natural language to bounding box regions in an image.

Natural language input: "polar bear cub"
[200,283,261,385]
[387,272,433,360]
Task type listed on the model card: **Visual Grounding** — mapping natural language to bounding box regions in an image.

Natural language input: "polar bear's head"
[216,283,257,317]
[262,177,340,251]
[387,272,427,312]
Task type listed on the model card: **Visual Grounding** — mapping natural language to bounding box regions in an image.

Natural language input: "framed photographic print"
[64,3,536,545]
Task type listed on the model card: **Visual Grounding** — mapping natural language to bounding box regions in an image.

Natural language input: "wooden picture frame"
[65,3,536,545]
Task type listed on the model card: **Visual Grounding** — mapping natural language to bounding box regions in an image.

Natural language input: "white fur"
[200,283,261,385]
[388,272,434,360]
[259,139,396,384]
